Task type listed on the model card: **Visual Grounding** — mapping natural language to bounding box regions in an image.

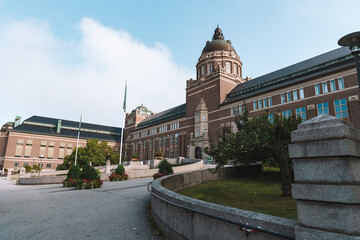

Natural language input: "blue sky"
[0,0,359,127]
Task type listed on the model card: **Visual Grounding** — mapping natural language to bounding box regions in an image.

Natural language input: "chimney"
[57,120,62,134]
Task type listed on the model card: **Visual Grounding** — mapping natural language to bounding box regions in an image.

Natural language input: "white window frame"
[322,82,328,93]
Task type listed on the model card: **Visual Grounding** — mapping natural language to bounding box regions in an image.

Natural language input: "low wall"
[20,170,68,178]
[18,175,67,185]
[102,159,204,180]
[18,159,204,184]
[151,165,296,240]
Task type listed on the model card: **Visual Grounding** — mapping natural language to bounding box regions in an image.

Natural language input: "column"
[289,114,360,239]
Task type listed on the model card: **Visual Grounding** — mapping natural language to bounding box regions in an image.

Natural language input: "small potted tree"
[155,151,163,160]
[132,153,139,161]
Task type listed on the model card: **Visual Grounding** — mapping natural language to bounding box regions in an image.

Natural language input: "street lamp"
[39,155,43,176]
[338,32,360,94]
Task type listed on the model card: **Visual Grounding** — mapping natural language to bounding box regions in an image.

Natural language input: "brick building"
[0,116,121,171]
[124,27,360,161]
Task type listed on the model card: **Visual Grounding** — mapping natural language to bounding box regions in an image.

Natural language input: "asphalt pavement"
[0,177,161,240]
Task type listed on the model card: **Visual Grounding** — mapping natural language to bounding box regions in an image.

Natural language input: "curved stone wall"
[150,165,296,240]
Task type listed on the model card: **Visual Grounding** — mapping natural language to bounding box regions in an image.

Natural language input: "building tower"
[186,26,245,158]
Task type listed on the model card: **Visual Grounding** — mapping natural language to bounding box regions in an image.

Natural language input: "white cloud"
[0,17,194,127]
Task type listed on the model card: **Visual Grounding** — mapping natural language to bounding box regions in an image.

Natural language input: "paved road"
[0,177,161,240]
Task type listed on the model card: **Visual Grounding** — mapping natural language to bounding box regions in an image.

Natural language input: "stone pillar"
[105,160,110,174]
[289,114,360,239]
[6,169,12,181]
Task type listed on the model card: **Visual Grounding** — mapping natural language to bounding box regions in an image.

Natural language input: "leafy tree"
[32,164,42,172]
[60,139,118,169]
[205,105,301,197]
[24,165,32,173]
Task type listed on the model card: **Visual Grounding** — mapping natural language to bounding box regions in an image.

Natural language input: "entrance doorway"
[195,147,202,159]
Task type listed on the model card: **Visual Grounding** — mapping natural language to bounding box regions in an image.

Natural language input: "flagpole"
[74,114,82,166]
[119,81,127,165]
[119,117,125,165]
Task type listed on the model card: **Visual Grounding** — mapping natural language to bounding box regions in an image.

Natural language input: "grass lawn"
[177,167,297,219]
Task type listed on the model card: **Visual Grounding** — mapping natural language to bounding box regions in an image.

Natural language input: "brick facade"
[123,28,359,161]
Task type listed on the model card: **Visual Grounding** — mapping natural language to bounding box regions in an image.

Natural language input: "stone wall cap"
[298,114,350,130]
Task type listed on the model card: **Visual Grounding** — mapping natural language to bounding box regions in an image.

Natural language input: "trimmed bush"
[159,159,174,175]
[109,172,129,181]
[153,172,169,179]
[115,165,125,175]
[67,165,81,179]
[80,165,98,180]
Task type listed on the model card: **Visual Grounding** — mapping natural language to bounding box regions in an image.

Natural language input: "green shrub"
[67,165,81,179]
[80,164,98,180]
[159,159,173,175]
[24,165,32,173]
[56,164,69,170]
[115,165,125,175]
[32,164,41,172]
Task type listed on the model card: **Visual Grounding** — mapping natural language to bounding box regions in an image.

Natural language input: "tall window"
[225,62,231,73]
[293,90,298,101]
[263,98,268,108]
[338,78,345,90]
[296,107,306,122]
[315,84,321,95]
[281,94,286,103]
[334,98,348,120]
[317,102,329,115]
[282,110,291,119]
[268,97,273,106]
[233,64,237,75]
[330,80,336,91]
[238,105,243,114]
[258,100,262,109]
[196,127,200,137]
[170,134,174,145]
[253,101,258,110]
[322,82,328,93]
[268,114,274,123]
[299,88,304,99]
[207,62,213,74]
[163,136,166,147]
[201,65,205,75]
[287,92,292,102]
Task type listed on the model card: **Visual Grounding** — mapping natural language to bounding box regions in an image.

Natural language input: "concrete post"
[19,167,26,178]
[289,114,360,239]
[6,169,12,181]
[105,160,110,174]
